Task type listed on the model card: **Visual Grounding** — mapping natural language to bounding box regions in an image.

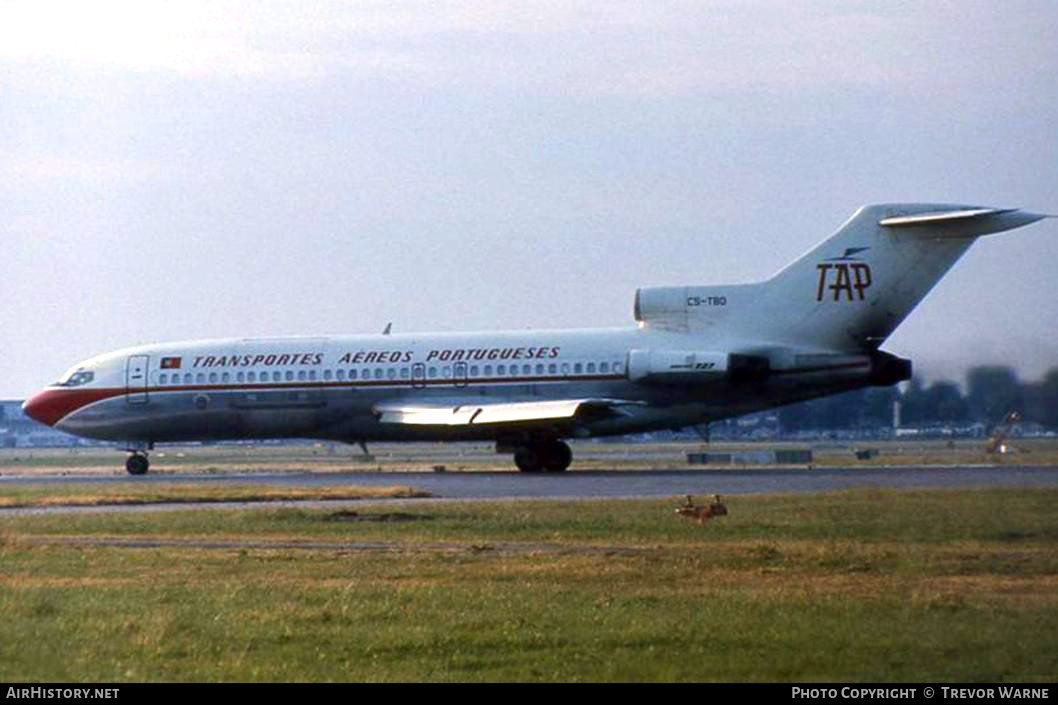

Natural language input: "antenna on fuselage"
[382,322,392,335]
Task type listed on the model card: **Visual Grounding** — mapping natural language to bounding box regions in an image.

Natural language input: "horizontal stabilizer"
[375,398,640,426]
[877,207,1049,239]
[878,208,1015,226]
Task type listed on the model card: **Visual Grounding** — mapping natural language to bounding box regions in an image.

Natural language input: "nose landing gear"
[125,452,150,475]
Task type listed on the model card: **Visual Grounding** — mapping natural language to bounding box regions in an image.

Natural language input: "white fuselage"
[22,323,890,450]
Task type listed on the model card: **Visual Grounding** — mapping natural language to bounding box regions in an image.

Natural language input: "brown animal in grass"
[675,494,728,525]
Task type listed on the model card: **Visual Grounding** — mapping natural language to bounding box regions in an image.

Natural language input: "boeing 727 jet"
[22,203,1050,474]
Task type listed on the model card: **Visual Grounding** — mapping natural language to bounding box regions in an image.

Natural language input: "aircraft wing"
[374,398,642,426]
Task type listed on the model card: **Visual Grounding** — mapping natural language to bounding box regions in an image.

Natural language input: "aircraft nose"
[22,390,63,427]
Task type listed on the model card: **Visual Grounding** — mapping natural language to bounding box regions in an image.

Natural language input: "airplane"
[21,203,1051,475]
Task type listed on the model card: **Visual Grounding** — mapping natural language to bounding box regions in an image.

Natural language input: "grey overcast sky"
[2,1,1057,398]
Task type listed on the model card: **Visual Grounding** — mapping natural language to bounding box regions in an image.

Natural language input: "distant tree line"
[778,365,1058,432]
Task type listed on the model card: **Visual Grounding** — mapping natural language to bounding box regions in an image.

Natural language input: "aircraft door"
[126,355,149,404]
[453,361,468,388]
[412,363,426,389]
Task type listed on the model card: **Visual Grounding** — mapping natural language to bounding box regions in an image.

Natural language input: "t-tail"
[635,203,1051,353]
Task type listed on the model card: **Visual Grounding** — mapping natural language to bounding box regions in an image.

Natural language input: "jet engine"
[626,349,730,384]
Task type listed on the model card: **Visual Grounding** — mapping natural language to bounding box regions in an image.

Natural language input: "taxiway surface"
[1,465,1056,516]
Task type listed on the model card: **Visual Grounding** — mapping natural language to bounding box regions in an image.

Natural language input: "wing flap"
[375,398,638,426]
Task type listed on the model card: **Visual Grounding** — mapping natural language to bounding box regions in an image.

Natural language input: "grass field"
[0,483,429,509]
[2,487,1057,682]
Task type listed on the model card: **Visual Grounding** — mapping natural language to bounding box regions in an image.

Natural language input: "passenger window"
[535,364,544,375]
[470,365,479,377]
[428,366,437,378]
[222,372,230,383]
[613,362,623,374]
[400,367,409,379]
[375,368,384,380]
[387,368,396,380]
[587,362,596,373]
[159,373,167,384]
[523,364,531,375]
[247,371,255,382]
[336,369,344,380]
[443,366,452,379]
[561,363,569,374]
[484,365,493,376]
[600,362,609,373]
[196,373,205,384]
[236,371,244,383]
[322,370,330,381]
[273,371,281,382]
[286,371,294,381]
[496,364,505,376]
[185,373,193,384]
[574,363,583,374]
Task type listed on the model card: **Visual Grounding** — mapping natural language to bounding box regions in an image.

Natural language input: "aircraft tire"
[543,440,572,472]
[514,447,544,473]
[126,454,149,475]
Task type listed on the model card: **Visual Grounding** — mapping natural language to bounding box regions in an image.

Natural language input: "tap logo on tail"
[816,247,872,301]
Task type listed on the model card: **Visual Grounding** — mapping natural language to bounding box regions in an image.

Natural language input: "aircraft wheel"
[126,454,149,475]
[514,447,544,473]
[543,440,572,472]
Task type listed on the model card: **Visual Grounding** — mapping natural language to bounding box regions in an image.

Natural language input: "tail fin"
[635,203,1049,351]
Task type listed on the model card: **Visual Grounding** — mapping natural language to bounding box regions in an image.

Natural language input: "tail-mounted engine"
[626,348,909,387]
[627,349,731,384]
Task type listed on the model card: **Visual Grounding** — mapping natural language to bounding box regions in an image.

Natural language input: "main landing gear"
[125,452,149,475]
[513,439,572,473]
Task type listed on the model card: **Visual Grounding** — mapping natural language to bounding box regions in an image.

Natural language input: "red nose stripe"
[22,388,124,427]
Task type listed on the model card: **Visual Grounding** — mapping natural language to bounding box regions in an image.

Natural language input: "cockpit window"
[54,369,95,387]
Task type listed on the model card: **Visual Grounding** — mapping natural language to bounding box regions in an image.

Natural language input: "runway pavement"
[1,465,1056,516]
